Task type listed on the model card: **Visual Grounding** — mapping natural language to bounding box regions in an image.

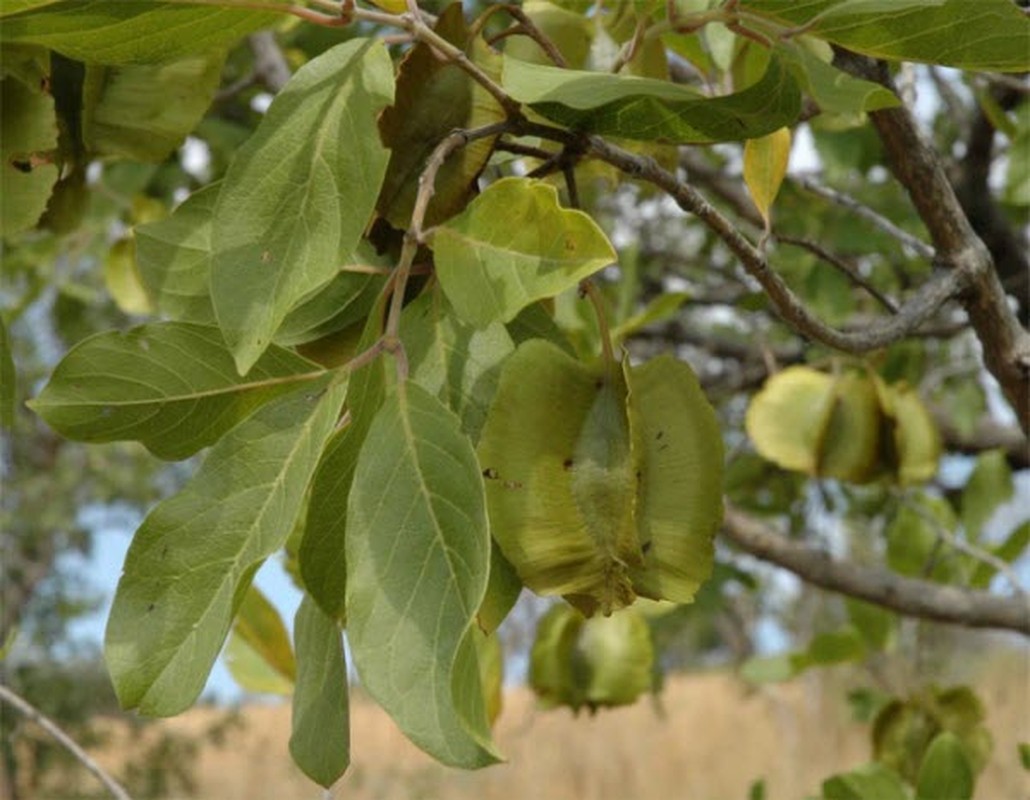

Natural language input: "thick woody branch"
[834,52,1030,432]
[722,505,1030,636]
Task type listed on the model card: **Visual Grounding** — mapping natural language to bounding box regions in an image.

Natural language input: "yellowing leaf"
[743,126,791,230]
[104,238,153,315]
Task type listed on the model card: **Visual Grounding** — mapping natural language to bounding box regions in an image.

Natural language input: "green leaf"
[345,381,499,767]
[1019,742,1030,771]
[474,628,504,726]
[0,317,15,429]
[104,379,348,715]
[1,45,58,236]
[0,2,279,64]
[228,584,296,687]
[886,496,962,583]
[103,238,153,315]
[960,449,1013,541]
[625,355,723,604]
[136,183,219,325]
[299,303,390,621]
[30,323,325,460]
[377,4,504,228]
[821,762,910,800]
[0,1,62,16]
[137,182,387,345]
[434,177,616,328]
[776,40,899,115]
[846,599,894,651]
[210,38,393,374]
[502,55,802,143]
[290,595,350,788]
[805,627,867,666]
[611,291,689,341]
[740,0,1030,73]
[81,51,224,161]
[916,732,973,800]
[971,521,1029,589]
[400,287,515,442]
[477,544,522,635]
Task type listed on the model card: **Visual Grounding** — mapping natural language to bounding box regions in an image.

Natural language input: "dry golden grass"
[76,653,1028,800]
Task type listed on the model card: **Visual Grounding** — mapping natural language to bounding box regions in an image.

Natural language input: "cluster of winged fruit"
[478,340,725,618]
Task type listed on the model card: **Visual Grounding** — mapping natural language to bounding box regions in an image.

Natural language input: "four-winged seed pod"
[477,340,724,617]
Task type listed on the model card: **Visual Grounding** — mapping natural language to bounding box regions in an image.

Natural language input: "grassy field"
[69,651,1028,800]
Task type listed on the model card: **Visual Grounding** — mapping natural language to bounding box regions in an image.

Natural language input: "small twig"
[793,176,936,260]
[776,235,899,313]
[385,121,513,378]
[610,15,648,74]
[492,5,568,68]
[902,496,1026,596]
[0,683,134,800]
[583,134,967,354]
[354,4,522,118]
[495,140,557,161]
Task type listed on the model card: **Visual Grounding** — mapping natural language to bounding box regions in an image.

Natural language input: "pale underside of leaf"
[210,37,393,374]
[104,378,347,715]
[346,382,498,767]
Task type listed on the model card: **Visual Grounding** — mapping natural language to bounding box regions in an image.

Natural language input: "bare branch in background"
[0,683,134,800]
[722,505,1030,636]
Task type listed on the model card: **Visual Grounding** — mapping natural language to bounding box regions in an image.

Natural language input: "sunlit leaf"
[290,596,349,788]
[434,177,616,328]
[224,585,295,696]
[346,381,499,767]
[104,238,153,315]
[105,379,348,715]
[210,38,393,374]
[30,323,325,460]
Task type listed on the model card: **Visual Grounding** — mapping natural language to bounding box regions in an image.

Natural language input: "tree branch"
[0,683,134,800]
[584,134,968,354]
[722,505,1030,636]
[834,51,1030,433]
